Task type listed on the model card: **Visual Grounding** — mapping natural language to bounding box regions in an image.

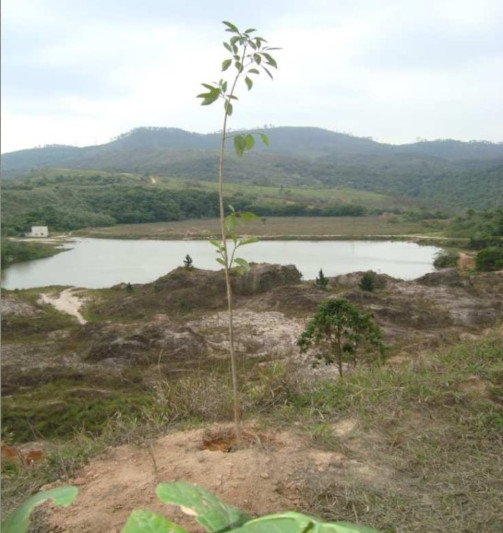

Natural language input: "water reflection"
[2,238,440,290]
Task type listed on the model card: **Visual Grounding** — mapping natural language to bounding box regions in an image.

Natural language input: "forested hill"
[4,127,503,169]
[2,127,503,211]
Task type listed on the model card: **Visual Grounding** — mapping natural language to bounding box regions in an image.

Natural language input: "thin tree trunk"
[337,331,343,377]
[218,113,241,444]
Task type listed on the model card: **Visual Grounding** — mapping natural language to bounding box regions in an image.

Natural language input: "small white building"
[27,226,49,237]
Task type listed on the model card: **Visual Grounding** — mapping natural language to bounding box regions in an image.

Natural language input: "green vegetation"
[1,176,221,235]
[3,127,503,212]
[446,208,503,271]
[4,481,378,533]
[433,250,459,269]
[359,271,378,291]
[298,299,384,377]
[2,382,152,442]
[315,269,329,289]
[448,208,503,245]
[1,239,63,268]
[1,291,78,340]
[2,486,78,533]
[3,335,502,532]
[183,254,194,270]
[125,481,380,532]
[475,247,503,271]
[1,170,394,236]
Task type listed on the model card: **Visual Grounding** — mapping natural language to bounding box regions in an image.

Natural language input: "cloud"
[2,0,502,153]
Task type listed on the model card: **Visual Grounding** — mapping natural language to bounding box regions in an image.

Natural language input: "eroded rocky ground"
[2,264,502,398]
[2,264,503,532]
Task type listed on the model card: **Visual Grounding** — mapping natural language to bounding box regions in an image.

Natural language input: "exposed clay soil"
[42,422,374,533]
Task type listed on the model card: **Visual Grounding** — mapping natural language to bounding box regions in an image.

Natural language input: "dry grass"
[76,216,440,240]
[2,336,502,532]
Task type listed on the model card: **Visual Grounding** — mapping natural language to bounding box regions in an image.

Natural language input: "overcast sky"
[2,0,502,153]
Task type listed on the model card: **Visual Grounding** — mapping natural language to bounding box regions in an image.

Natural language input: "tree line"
[2,181,369,236]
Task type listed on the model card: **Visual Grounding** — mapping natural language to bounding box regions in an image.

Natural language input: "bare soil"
[42,422,374,533]
[39,288,88,325]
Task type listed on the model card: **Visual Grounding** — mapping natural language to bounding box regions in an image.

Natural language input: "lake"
[1,238,441,290]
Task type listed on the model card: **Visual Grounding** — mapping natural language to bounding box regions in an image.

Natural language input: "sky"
[2,0,503,154]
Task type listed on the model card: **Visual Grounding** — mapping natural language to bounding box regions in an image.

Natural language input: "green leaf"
[233,135,246,158]
[225,212,237,233]
[237,210,257,222]
[230,512,314,533]
[229,512,382,533]
[197,86,220,106]
[223,42,232,52]
[244,28,257,34]
[262,53,278,68]
[253,53,262,64]
[2,486,79,533]
[222,21,239,33]
[225,101,233,116]
[216,257,226,266]
[259,133,269,146]
[209,240,223,251]
[238,237,259,246]
[222,59,232,72]
[156,482,250,533]
[245,77,253,90]
[262,66,274,79]
[248,68,260,75]
[233,258,251,272]
[199,95,219,106]
[121,510,188,533]
[245,134,255,150]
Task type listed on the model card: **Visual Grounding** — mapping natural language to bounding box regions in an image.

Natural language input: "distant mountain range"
[2,127,503,210]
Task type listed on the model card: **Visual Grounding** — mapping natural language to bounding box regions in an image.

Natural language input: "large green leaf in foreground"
[230,511,381,533]
[156,481,251,532]
[1,485,78,533]
[121,509,188,533]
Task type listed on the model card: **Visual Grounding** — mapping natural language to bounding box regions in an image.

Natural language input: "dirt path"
[39,288,87,325]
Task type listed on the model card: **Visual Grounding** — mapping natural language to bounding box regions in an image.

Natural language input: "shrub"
[433,250,459,269]
[475,247,503,271]
[359,271,378,291]
[315,269,329,289]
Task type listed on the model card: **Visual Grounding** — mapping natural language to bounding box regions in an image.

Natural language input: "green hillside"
[2,127,502,213]
[1,170,399,235]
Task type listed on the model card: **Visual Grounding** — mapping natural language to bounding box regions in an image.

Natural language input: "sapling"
[183,254,194,270]
[197,21,279,442]
[298,298,384,377]
[315,268,329,289]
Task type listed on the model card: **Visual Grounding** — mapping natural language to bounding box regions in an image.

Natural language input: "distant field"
[163,177,397,209]
[76,216,446,240]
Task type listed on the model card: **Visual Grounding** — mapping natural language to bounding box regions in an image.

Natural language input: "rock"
[417,268,464,287]
[232,264,302,295]
[332,271,397,289]
[84,322,207,364]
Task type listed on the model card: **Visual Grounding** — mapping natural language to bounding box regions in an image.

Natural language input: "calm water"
[2,238,441,289]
